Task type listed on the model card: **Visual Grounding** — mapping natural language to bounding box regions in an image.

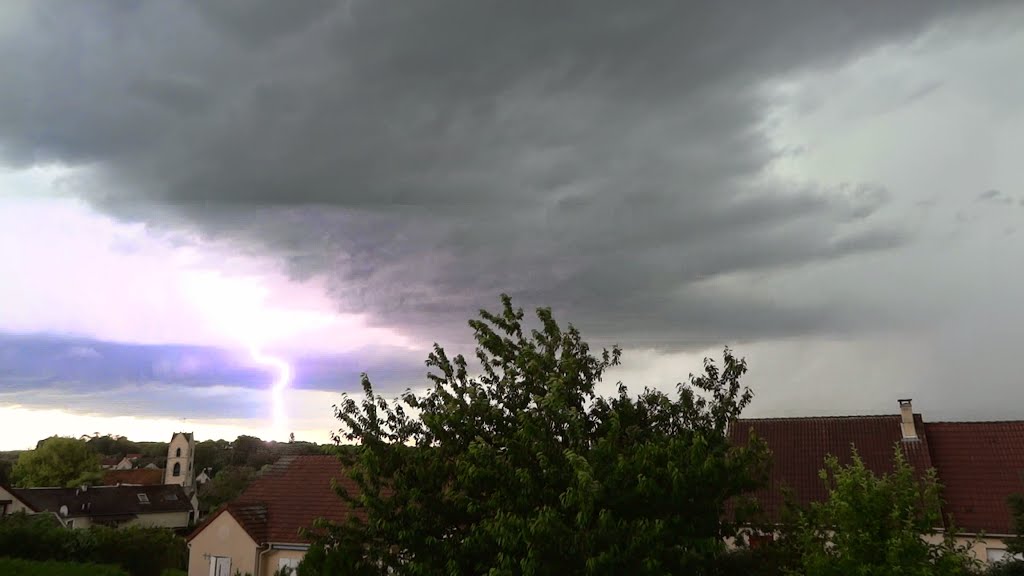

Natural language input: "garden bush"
[0,557,128,576]
[0,513,186,576]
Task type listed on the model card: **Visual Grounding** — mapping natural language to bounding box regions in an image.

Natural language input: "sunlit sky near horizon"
[2,2,1023,450]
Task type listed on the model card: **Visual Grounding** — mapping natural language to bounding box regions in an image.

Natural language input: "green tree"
[197,465,256,514]
[194,439,231,475]
[790,447,978,576]
[0,458,13,485]
[12,436,102,488]
[301,296,769,575]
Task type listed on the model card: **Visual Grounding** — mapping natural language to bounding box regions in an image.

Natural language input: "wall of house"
[925,534,1018,565]
[65,516,93,529]
[124,510,190,529]
[261,548,307,575]
[0,486,33,516]
[188,511,258,576]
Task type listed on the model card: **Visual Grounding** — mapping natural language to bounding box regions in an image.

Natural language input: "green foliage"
[301,295,770,575]
[12,437,102,488]
[1005,494,1024,556]
[0,557,129,576]
[0,458,13,485]
[0,513,186,576]
[988,561,1024,576]
[197,465,256,514]
[788,447,978,576]
[159,571,187,576]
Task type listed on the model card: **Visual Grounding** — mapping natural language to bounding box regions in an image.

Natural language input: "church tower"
[164,432,195,492]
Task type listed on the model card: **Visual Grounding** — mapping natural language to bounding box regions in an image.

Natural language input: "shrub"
[989,561,1024,576]
[0,557,129,576]
[0,514,186,576]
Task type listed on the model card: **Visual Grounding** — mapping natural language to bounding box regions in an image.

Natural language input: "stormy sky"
[2,1,1023,449]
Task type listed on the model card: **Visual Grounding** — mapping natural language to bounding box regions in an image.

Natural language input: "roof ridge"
[736,414,903,421]
[927,419,1024,424]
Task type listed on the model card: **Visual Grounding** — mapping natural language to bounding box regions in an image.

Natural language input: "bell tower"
[164,432,195,492]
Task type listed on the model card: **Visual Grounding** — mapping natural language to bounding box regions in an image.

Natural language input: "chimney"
[898,399,917,440]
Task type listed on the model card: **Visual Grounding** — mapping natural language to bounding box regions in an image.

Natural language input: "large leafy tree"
[12,436,102,488]
[197,465,256,514]
[789,447,978,576]
[301,296,769,575]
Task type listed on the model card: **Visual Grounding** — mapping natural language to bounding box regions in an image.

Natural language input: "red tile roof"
[729,414,933,522]
[189,455,362,545]
[925,421,1024,535]
[101,468,164,486]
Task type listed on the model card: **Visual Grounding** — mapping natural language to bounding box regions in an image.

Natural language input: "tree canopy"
[12,436,102,488]
[788,447,978,576]
[300,295,770,575]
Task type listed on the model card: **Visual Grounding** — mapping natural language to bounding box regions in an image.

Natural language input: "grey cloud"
[0,1,1014,350]
[977,189,1020,205]
[0,334,426,418]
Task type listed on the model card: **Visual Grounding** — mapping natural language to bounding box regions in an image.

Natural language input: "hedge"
[0,557,129,576]
[0,513,186,576]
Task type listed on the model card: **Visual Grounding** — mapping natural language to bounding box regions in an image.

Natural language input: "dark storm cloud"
[0,1,1008,348]
[0,334,424,417]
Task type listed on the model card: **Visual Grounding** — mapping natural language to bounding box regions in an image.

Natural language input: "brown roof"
[925,421,1024,535]
[102,468,164,486]
[189,455,362,545]
[10,484,192,518]
[729,414,933,522]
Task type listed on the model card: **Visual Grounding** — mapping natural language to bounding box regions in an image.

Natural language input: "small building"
[0,484,196,529]
[194,468,212,486]
[186,455,358,576]
[99,456,121,470]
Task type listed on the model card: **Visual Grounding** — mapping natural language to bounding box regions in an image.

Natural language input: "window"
[137,493,150,504]
[209,556,231,576]
[278,558,300,575]
[173,462,181,477]
[175,447,181,457]
[988,548,1024,563]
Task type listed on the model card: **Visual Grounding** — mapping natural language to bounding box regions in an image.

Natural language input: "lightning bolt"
[248,344,293,440]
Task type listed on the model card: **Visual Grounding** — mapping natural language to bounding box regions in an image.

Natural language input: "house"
[186,455,359,576]
[0,484,196,529]
[729,399,1024,564]
[100,456,121,470]
[0,484,35,517]
[194,468,212,486]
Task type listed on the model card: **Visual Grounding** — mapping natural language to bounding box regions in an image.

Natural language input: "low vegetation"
[0,514,185,576]
[0,557,128,576]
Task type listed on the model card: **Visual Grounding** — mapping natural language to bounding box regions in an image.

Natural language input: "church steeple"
[164,432,195,492]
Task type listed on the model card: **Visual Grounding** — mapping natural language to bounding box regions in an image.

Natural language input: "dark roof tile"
[729,414,933,522]
[10,484,192,517]
[925,421,1024,535]
[190,455,361,545]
